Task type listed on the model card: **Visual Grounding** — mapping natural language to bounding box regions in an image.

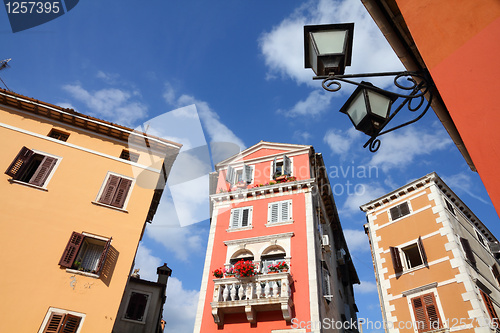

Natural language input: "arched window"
[229,249,254,265]
[261,246,286,273]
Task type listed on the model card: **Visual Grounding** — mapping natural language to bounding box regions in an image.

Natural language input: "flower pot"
[275,175,287,181]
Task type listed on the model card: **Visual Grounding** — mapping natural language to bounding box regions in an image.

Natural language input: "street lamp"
[304,23,433,152]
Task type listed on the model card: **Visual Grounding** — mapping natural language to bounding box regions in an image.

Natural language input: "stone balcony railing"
[210,272,294,325]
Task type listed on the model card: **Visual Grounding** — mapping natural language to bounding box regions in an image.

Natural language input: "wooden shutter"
[268,202,279,223]
[281,201,290,221]
[43,312,65,333]
[389,206,400,220]
[226,166,235,185]
[460,237,476,265]
[110,178,132,208]
[418,236,428,265]
[411,293,441,332]
[5,146,33,178]
[231,209,240,228]
[480,289,499,322]
[59,232,84,268]
[492,265,500,286]
[272,157,277,178]
[390,246,403,274]
[29,156,57,186]
[242,164,253,183]
[283,155,291,176]
[61,314,81,333]
[95,237,112,276]
[400,202,410,216]
[99,174,120,205]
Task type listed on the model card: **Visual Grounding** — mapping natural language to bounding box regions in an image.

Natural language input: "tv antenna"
[0,58,12,91]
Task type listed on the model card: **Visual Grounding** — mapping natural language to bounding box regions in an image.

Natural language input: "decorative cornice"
[223,232,294,246]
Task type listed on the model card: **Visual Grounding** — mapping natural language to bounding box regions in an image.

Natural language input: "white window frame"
[121,289,153,324]
[65,232,111,278]
[228,206,253,230]
[226,165,254,185]
[401,242,425,270]
[270,156,293,180]
[93,172,134,211]
[38,307,85,333]
[267,200,293,226]
[8,149,62,189]
[405,289,447,333]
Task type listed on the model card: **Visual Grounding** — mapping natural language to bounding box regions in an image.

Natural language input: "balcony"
[210,272,294,325]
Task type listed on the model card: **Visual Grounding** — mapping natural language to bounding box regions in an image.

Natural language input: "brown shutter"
[411,293,442,332]
[29,156,57,186]
[481,289,499,322]
[95,237,112,276]
[61,314,81,333]
[492,265,500,286]
[418,236,428,265]
[400,202,410,216]
[460,237,476,265]
[389,206,400,220]
[99,174,120,205]
[59,232,84,268]
[111,178,132,208]
[43,312,65,333]
[390,246,403,274]
[5,146,33,178]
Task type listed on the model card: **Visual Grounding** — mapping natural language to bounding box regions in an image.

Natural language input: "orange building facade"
[193,141,360,333]
[362,173,500,333]
[360,0,500,217]
[0,89,181,332]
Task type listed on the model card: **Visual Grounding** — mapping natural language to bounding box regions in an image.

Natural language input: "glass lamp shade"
[304,23,354,76]
[339,82,398,136]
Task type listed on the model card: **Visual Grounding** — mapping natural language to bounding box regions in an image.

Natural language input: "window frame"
[5,146,61,189]
[480,289,499,326]
[459,236,477,266]
[445,200,456,216]
[410,292,443,333]
[388,201,411,221]
[38,307,85,333]
[390,236,427,274]
[270,154,293,180]
[47,129,70,142]
[228,206,253,230]
[94,172,134,210]
[226,164,254,185]
[267,199,293,225]
[122,289,153,324]
[59,231,112,278]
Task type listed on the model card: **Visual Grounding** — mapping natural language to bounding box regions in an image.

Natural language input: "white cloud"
[324,127,361,156]
[355,280,378,294]
[293,130,312,143]
[368,127,453,172]
[134,244,163,282]
[341,182,387,214]
[281,90,334,117]
[62,84,147,127]
[344,229,370,253]
[259,0,403,88]
[443,172,491,205]
[164,277,200,333]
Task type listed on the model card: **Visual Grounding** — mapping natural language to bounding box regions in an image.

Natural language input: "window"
[480,289,499,325]
[96,173,133,209]
[48,129,70,142]
[124,291,151,322]
[460,236,476,266]
[225,164,254,185]
[390,237,427,274]
[261,253,286,273]
[322,267,332,298]
[59,232,111,277]
[492,264,500,287]
[272,154,292,179]
[389,202,410,221]
[229,207,252,228]
[39,308,84,333]
[476,230,487,247]
[445,200,455,215]
[411,293,442,332]
[268,200,292,224]
[5,146,59,187]
[119,149,139,163]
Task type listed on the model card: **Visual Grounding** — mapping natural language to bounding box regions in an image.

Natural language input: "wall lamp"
[304,23,433,152]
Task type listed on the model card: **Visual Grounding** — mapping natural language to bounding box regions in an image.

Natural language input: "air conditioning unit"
[337,248,346,265]
[322,235,331,252]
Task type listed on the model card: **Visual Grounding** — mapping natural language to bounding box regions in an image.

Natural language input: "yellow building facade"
[0,89,181,332]
[362,173,500,333]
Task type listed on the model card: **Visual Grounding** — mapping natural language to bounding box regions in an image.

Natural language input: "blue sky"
[2,0,499,332]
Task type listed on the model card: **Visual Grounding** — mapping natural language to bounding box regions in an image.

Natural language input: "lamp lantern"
[339,82,398,136]
[304,23,354,76]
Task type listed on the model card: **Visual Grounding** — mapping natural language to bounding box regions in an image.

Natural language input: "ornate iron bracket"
[313,71,433,152]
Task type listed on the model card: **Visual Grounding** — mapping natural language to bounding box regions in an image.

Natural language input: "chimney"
[157,263,172,285]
